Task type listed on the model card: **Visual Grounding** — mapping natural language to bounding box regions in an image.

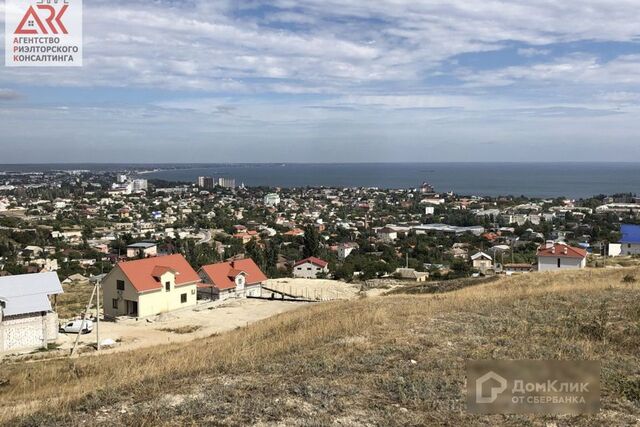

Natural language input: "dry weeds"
[2,267,639,426]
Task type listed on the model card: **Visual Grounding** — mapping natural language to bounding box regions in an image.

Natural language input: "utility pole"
[97,264,103,351]
[96,280,101,351]
[70,283,97,357]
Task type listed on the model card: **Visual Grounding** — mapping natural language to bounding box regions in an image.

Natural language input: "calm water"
[141,163,640,198]
[1,163,638,198]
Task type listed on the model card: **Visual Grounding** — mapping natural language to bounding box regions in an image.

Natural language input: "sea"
[1,163,639,199]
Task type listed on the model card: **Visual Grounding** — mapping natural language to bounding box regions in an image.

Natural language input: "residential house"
[0,272,63,353]
[619,224,640,255]
[293,257,329,279]
[393,268,429,282]
[102,254,199,319]
[284,228,304,237]
[537,242,587,272]
[263,193,281,207]
[503,263,534,275]
[337,242,358,261]
[62,273,90,284]
[126,242,158,259]
[197,258,267,301]
[471,252,493,273]
[376,227,398,243]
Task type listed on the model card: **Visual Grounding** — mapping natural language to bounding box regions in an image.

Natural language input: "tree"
[265,240,279,277]
[246,240,266,271]
[302,224,320,258]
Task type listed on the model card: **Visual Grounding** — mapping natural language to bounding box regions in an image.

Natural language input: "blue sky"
[0,0,639,163]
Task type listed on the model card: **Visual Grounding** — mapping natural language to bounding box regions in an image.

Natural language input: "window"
[165,281,170,291]
[116,280,125,291]
[181,293,187,303]
[557,258,561,268]
[112,299,118,309]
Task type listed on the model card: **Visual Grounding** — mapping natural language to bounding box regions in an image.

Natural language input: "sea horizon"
[2,162,637,199]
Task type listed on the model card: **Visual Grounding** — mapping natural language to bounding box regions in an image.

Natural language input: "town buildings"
[197,176,215,189]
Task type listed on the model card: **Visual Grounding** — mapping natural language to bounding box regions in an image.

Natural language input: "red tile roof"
[117,254,200,293]
[537,243,587,259]
[284,228,304,236]
[151,265,176,278]
[199,258,267,291]
[293,257,329,268]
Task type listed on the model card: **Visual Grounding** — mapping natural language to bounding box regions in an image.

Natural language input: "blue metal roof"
[620,224,640,244]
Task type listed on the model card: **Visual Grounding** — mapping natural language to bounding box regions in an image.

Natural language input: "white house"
[608,243,622,257]
[197,258,266,301]
[0,272,63,353]
[337,243,358,261]
[471,252,493,273]
[263,193,281,207]
[293,257,329,279]
[394,268,429,282]
[537,242,587,272]
[619,224,640,256]
[126,242,158,259]
[376,227,398,243]
[503,263,534,275]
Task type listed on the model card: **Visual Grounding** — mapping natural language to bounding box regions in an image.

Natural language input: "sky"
[0,0,640,163]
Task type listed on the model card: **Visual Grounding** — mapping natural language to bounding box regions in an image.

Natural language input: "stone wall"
[0,312,59,353]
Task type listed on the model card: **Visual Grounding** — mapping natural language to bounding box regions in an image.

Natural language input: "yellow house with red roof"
[102,254,200,319]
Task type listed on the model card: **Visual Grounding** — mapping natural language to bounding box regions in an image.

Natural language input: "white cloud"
[459,54,640,88]
[517,47,550,57]
[1,0,639,94]
[1,0,640,161]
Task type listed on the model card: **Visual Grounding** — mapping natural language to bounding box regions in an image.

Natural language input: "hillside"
[2,268,640,426]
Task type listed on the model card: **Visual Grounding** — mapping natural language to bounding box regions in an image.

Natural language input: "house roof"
[0,272,63,316]
[293,257,329,268]
[537,243,587,259]
[199,258,267,291]
[471,252,492,261]
[620,224,640,244]
[378,227,396,234]
[395,268,429,279]
[151,265,176,278]
[117,254,200,293]
[127,242,157,249]
[504,263,534,269]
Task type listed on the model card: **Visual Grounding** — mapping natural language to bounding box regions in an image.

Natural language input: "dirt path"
[56,299,306,355]
[42,279,386,359]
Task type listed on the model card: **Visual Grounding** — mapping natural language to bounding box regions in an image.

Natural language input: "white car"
[60,319,94,334]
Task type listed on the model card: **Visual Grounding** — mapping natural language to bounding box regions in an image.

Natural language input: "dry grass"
[159,325,202,335]
[2,268,640,426]
[55,283,95,320]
